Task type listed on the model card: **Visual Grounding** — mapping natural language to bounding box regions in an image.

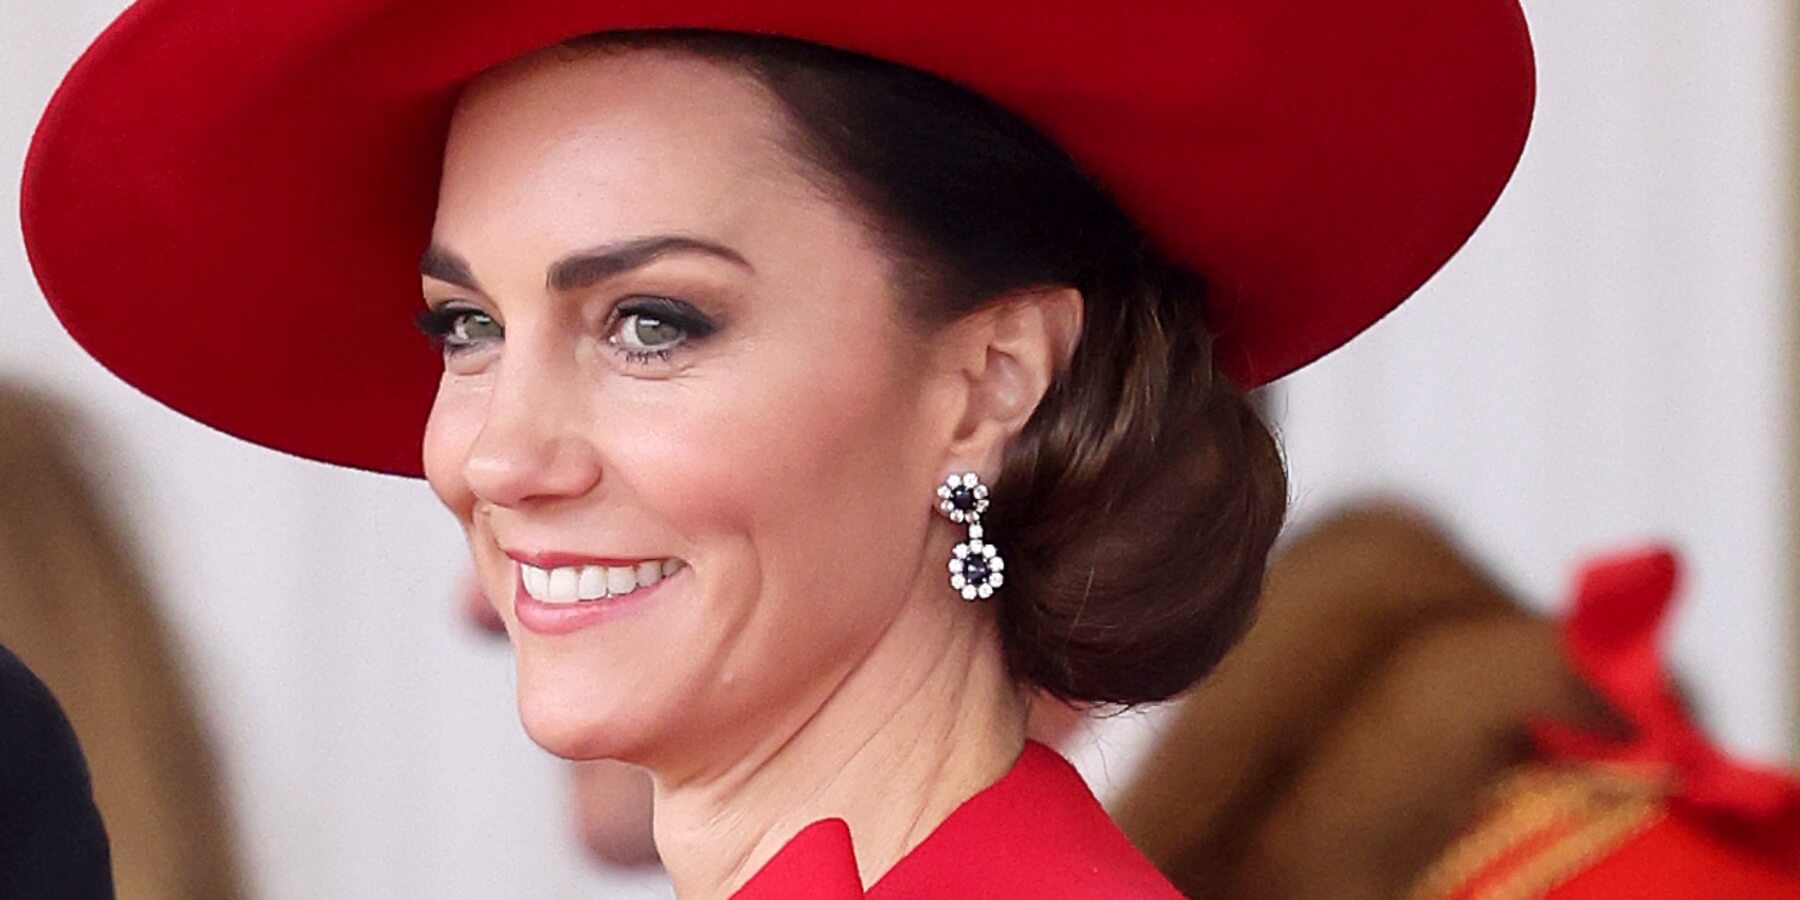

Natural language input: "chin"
[514,658,664,762]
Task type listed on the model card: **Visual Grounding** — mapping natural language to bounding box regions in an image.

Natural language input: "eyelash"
[413,304,491,354]
[606,296,718,364]
[412,297,718,366]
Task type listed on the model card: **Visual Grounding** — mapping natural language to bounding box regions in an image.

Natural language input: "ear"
[938,286,1084,473]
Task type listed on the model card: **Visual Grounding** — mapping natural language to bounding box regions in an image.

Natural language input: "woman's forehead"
[434,48,810,259]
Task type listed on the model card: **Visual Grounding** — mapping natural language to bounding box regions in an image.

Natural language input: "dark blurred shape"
[0,643,113,899]
[0,384,246,900]
[1114,503,1799,899]
[569,760,662,869]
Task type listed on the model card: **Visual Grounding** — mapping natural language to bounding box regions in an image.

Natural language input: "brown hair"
[0,384,246,900]
[571,31,1288,705]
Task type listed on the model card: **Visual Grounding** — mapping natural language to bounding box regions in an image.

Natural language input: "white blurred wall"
[0,2,1792,899]
[1278,1,1798,764]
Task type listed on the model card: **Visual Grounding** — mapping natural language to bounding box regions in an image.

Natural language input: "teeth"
[605,566,635,597]
[635,560,663,587]
[548,567,579,602]
[523,565,549,599]
[577,566,606,601]
[520,559,684,604]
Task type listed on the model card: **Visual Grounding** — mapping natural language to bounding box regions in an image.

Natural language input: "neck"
[650,591,1027,899]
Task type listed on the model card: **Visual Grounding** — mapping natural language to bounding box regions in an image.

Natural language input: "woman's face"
[421,47,963,765]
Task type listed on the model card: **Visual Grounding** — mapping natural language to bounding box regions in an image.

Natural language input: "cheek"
[421,376,484,520]
[660,345,922,535]
[611,330,935,685]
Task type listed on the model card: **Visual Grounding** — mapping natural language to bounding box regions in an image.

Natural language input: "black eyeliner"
[414,306,459,347]
[415,302,499,352]
[613,296,718,339]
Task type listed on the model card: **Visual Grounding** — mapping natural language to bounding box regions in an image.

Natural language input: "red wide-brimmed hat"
[22,1,1534,476]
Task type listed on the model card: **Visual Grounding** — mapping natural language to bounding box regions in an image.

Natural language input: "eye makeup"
[414,303,500,354]
[602,295,719,365]
[413,294,722,365]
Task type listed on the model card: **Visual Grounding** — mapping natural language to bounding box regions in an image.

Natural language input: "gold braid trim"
[1409,763,1666,899]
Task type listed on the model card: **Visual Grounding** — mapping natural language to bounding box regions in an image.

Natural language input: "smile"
[519,558,687,604]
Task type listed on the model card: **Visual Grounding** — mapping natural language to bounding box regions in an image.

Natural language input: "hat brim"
[22,0,1535,476]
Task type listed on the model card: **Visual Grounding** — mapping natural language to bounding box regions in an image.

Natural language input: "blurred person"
[23,2,1534,896]
[1113,505,1800,899]
[0,385,246,900]
[0,644,113,899]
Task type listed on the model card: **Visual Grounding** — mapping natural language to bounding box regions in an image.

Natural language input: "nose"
[462,351,602,508]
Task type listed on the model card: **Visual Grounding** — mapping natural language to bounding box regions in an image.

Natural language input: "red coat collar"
[732,742,1181,899]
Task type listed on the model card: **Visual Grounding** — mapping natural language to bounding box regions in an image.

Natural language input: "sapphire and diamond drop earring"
[937,471,1004,601]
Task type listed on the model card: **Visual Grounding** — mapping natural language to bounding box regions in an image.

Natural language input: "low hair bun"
[988,260,1289,705]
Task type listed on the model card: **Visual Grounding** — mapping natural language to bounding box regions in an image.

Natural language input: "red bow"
[1531,548,1800,867]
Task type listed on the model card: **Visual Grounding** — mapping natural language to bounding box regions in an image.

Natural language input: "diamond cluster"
[937,472,1004,601]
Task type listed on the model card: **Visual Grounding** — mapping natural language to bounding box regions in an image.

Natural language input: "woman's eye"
[616,314,685,351]
[605,297,716,364]
[414,304,501,354]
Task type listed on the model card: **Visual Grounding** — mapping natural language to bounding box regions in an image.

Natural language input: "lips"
[502,549,685,636]
[519,558,686,604]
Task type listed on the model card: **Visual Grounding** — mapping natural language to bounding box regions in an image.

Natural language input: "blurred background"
[2,1,1794,898]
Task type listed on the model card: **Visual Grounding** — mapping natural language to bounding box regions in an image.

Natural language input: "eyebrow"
[548,236,753,292]
[418,235,753,294]
[419,246,480,291]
